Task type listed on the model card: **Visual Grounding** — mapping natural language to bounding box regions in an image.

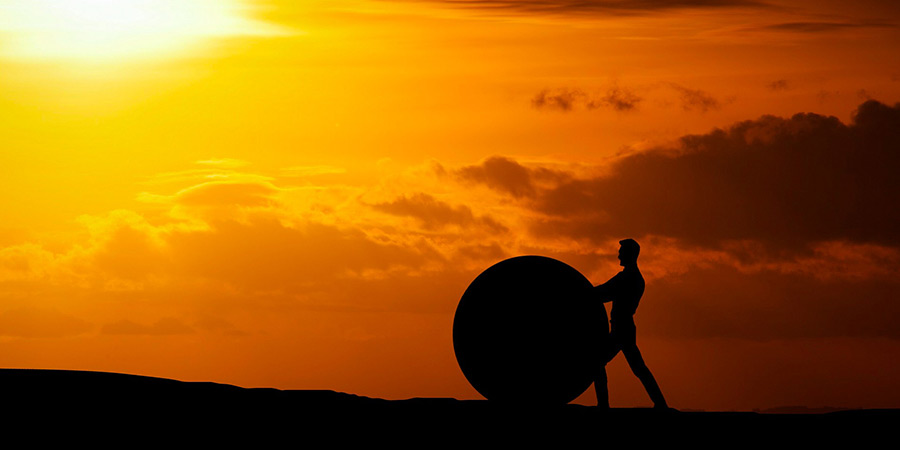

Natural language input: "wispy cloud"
[670,84,723,113]
[196,158,250,169]
[532,88,584,111]
[747,21,897,33]
[412,0,768,17]
[280,165,347,177]
[589,86,642,111]
[532,85,642,112]
[767,79,790,91]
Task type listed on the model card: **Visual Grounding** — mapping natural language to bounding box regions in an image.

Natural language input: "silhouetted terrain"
[2,369,894,445]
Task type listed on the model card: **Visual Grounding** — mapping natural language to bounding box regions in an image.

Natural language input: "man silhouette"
[593,238,668,409]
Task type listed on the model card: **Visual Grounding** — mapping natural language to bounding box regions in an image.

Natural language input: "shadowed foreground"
[2,369,894,445]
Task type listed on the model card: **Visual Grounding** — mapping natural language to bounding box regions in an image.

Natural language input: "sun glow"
[0,0,288,61]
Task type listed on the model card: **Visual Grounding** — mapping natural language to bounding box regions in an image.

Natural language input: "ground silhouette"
[1,369,895,445]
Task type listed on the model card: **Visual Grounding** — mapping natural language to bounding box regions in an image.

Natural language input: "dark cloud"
[817,90,836,102]
[418,0,768,16]
[456,156,570,198]
[754,21,896,33]
[532,88,584,111]
[458,156,537,197]
[464,100,900,251]
[588,86,642,111]
[370,193,508,232]
[767,79,790,91]
[534,84,721,114]
[102,317,195,336]
[670,84,722,113]
[532,86,642,112]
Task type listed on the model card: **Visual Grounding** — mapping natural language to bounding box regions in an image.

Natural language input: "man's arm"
[593,273,621,303]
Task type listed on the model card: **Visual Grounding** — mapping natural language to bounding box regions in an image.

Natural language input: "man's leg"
[594,365,610,409]
[621,344,667,408]
[594,337,621,408]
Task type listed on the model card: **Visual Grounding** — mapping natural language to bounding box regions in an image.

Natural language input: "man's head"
[617,238,640,266]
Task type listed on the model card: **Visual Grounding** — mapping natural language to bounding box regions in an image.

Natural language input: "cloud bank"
[468,100,900,252]
[2,101,898,345]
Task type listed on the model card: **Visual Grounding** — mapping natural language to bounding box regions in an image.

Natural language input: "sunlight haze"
[1,0,899,412]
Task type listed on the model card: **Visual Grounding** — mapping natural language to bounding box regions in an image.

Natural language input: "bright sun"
[0,0,286,61]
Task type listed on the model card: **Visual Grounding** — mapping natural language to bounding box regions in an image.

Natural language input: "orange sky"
[1,0,899,411]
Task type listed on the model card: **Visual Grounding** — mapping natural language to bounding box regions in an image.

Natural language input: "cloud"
[6,119,899,347]
[140,160,275,188]
[456,156,570,198]
[0,308,92,338]
[752,21,897,33]
[0,210,179,290]
[460,100,900,253]
[173,181,281,207]
[670,84,723,112]
[767,79,790,91]
[0,204,457,321]
[455,242,507,262]
[0,243,59,282]
[416,0,768,17]
[195,158,249,169]
[279,165,347,177]
[102,317,195,336]
[816,89,836,102]
[532,88,584,111]
[0,168,454,314]
[588,86,642,111]
[370,193,508,232]
[165,217,442,290]
[532,86,642,112]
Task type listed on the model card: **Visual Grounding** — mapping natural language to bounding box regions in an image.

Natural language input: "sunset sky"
[1,0,899,411]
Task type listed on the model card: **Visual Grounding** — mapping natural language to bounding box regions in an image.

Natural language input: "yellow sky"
[1,0,899,410]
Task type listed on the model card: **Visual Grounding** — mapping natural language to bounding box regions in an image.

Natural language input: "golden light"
[0,0,288,61]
